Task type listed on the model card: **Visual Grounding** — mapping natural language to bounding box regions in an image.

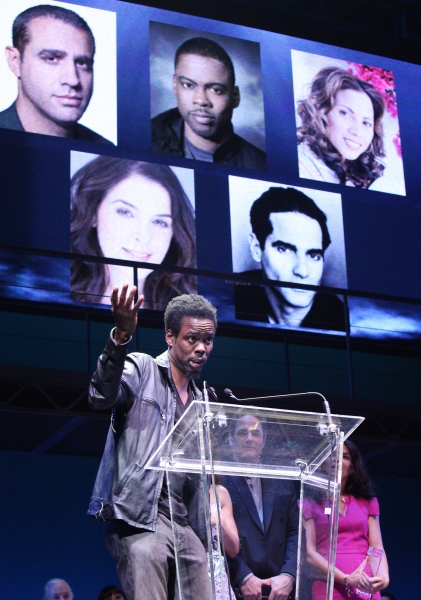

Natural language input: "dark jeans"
[105,514,212,600]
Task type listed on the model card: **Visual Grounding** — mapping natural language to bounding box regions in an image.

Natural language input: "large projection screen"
[0,0,420,341]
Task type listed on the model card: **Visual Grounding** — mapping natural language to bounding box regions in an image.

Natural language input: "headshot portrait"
[0,1,116,143]
[230,175,347,332]
[150,21,266,170]
[70,151,197,310]
[292,50,405,196]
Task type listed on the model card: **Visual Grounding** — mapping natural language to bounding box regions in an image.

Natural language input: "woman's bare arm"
[303,517,371,592]
[366,515,389,592]
[214,485,240,557]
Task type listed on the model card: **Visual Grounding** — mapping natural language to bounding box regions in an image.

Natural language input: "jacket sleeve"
[88,332,141,410]
[280,483,299,578]
[226,551,253,589]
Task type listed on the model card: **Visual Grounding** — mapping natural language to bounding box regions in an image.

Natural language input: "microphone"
[209,386,218,401]
[205,385,226,426]
[224,388,238,401]
[323,398,333,428]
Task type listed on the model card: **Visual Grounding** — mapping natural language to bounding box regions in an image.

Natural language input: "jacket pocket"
[114,460,142,495]
[114,397,164,495]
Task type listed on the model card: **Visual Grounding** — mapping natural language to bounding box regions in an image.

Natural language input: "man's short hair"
[174,37,235,85]
[43,579,73,600]
[164,294,217,336]
[250,187,331,252]
[230,411,266,435]
[12,4,95,56]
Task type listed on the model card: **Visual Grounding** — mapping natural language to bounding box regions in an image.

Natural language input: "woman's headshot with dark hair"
[297,67,386,189]
[292,51,406,195]
[70,155,197,309]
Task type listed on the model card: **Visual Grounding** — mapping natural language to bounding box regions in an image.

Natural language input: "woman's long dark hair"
[70,156,197,309]
[297,67,386,188]
[342,440,375,500]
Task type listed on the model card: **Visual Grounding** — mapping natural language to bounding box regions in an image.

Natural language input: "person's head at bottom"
[97,585,126,600]
[249,186,331,327]
[381,593,396,600]
[164,294,217,380]
[43,579,73,600]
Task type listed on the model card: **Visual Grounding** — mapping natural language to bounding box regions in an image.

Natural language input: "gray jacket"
[87,334,204,534]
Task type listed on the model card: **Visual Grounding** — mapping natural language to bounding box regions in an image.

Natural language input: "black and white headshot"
[0,1,116,143]
[150,21,266,170]
[230,176,348,332]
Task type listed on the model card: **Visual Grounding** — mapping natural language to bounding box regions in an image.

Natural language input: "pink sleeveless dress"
[303,496,381,600]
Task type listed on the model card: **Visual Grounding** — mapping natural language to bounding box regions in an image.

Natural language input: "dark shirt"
[157,384,193,526]
[151,107,266,170]
[234,270,346,331]
[0,102,113,144]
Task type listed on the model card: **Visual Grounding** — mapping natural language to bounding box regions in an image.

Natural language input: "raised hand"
[111,285,144,344]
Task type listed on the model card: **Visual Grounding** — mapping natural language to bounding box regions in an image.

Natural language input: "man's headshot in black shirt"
[151,28,266,170]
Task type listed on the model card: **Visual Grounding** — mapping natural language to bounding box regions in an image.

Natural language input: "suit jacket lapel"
[230,476,264,533]
[262,478,275,535]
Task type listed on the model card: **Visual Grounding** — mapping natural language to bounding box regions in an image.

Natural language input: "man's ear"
[5,46,22,78]
[228,432,234,447]
[172,74,177,96]
[233,86,240,109]
[249,232,263,263]
[165,328,174,348]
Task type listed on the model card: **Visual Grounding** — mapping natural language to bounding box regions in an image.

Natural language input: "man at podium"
[223,414,299,600]
[87,287,217,600]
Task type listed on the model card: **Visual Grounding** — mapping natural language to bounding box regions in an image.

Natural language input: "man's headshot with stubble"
[151,24,266,170]
[230,178,348,333]
[0,3,113,143]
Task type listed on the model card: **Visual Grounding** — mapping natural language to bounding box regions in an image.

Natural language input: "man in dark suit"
[222,414,299,600]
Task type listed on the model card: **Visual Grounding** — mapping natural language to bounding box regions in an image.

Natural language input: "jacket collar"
[172,109,237,161]
[155,350,202,400]
[155,349,171,370]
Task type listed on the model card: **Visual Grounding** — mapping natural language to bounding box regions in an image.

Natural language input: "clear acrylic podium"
[145,400,364,600]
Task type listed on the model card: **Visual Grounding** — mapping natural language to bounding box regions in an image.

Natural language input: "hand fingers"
[110,287,119,308]
[110,286,125,312]
[119,283,130,304]
[111,284,138,310]
[368,577,383,584]
[126,285,138,307]
[134,294,144,311]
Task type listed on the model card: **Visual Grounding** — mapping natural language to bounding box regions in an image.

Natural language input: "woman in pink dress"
[303,440,389,600]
